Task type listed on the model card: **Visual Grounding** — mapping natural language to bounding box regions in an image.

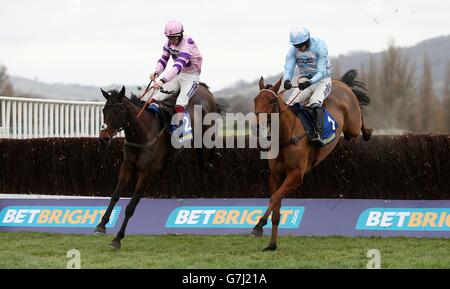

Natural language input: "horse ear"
[119,86,126,98]
[258,77,265,90]
[100,88,109,99]
[272,77,283,94]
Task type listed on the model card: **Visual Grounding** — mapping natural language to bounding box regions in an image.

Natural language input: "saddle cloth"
[290,103,338,145]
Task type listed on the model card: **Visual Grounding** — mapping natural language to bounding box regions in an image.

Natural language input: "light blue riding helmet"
[289,26,310,45]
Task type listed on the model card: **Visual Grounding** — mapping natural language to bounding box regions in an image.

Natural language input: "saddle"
[154,91,179,128]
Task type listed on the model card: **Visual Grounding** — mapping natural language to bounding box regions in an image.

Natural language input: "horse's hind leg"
[195,148,213,172]
[344,109,370,141]
[361,115,373,141]
[95,161,133,234]
[207,147,221,166]
[343,132,353,141]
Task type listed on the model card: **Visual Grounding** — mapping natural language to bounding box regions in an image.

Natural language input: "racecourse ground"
[1,232,449,269]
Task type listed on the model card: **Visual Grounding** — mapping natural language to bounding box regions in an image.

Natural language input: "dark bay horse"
[252,70,372,251]
[96,85,219,249]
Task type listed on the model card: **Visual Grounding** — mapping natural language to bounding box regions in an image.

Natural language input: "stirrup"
[311,133,325,147]
[311,132,321,141]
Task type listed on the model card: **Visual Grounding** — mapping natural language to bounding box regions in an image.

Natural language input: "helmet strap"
[304,39,311,49]
[178,33,183,44]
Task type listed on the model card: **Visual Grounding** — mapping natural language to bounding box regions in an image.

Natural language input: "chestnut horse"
[251,70,372,251]
[96,85,220,249]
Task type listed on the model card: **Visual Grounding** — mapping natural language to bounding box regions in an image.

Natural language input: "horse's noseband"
[255,89,281,116]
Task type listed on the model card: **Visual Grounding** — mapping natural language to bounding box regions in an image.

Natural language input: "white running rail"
[0,96,114,139]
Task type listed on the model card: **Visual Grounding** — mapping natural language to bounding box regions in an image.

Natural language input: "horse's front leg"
[257,168,304,251]
[109,170,153,249]
[95,161,134,234]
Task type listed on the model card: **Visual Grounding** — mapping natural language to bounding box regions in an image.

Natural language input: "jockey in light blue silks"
[283,26,332,146]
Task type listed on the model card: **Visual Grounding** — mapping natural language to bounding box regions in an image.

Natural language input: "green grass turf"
[0,232,449,269]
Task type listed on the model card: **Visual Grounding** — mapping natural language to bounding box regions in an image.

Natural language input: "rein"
[136,88,157,119]
[102,102,135,138]
[102,98,168,148]
[136,88,176,119]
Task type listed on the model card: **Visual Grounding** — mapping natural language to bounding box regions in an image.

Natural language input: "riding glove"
[299,80,312,90]
[150,72,159,81]
[284,80,292,90]
[152,80,164,89]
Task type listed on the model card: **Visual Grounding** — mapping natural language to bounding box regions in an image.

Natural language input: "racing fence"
[1,135,449,199]
[0,96,118,138]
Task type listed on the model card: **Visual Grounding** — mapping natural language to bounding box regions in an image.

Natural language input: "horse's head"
[254,77,283,116]
[99,86,127,147]
[252,77,283,140]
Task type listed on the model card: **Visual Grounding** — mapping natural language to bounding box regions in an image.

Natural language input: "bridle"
[101,88,175,138]
[256,89,306,147]
[101,102,135,138]
[102,98,168,149]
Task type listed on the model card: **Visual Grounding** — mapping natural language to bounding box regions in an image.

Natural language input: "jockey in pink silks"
[147,20,202,134]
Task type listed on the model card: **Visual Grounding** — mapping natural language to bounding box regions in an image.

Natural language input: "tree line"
[2,45,450,134]
[333,43,450,133]
[0,64,14,97]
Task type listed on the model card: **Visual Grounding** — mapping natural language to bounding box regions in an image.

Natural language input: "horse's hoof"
[363,129,373,141]
[94,225,106,235]
[251,227,263,237]
[262,244,277,252]
[109,240,121,250]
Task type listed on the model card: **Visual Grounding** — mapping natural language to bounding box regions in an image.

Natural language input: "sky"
[0,0,449,91]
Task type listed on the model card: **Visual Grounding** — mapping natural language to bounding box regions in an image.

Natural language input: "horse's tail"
[341,69,371,112]
[341,69,373,141]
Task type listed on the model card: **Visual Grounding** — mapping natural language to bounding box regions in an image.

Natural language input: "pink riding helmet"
[164,20,184,36]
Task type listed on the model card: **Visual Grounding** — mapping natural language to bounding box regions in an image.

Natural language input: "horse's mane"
[105,88,148,111]
[103,89,140,108]
[129,93,145,109]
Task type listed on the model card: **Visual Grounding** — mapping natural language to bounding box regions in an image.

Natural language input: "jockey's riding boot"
[294,103,304,116]
[311,104,325,147]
